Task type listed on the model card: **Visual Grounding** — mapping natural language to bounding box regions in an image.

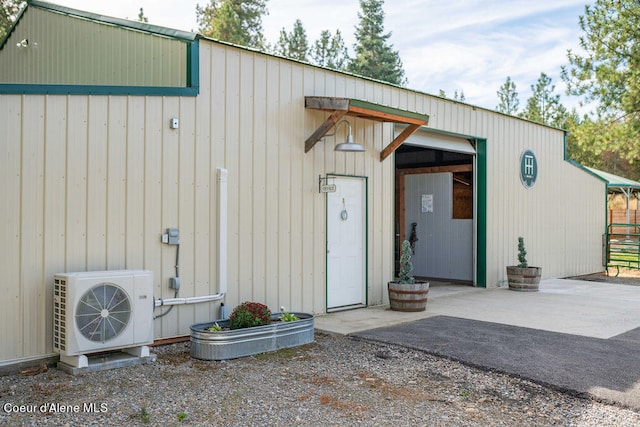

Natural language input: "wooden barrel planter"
[506,266,542,292]
[388,281,430,312]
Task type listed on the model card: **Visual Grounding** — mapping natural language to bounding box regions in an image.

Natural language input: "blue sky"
[52,0,593,113]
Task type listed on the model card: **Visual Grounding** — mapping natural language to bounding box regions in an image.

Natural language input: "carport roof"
[584,166,640,193]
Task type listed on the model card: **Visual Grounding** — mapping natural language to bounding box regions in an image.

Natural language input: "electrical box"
[169,277,181,291]
[167,228,179,245]
[170,118,179,129]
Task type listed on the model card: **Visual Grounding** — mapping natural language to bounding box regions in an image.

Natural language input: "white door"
[326,176,366,310]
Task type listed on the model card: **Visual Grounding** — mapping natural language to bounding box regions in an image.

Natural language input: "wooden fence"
[609,210,639,233]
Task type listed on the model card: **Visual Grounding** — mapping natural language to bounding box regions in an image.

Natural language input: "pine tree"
[562,0,640,123]
[310,29,350,71]
[453,90,466,102]
[348,0,406,86]
[561,0,640,179]
[520,73,564,126]
[196,0,268,49]
[275,19,309,61]
[137,7,148,23]
[496,76,519,115]
[0,0,24,40]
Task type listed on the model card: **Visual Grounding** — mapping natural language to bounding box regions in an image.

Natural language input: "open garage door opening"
[394,127,476,285]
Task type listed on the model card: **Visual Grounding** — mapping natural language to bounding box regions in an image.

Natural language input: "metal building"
[0,1,606,366]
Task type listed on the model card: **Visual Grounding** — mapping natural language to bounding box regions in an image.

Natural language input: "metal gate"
[605,223,640,275]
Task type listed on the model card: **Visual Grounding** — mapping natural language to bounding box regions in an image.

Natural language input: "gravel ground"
[2,333,640,427]
[567,267,640,286]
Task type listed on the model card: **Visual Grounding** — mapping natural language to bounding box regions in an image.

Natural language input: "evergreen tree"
[137,7,148,23]
[348,0,406,85]
[311,29,350,71]
[0,0,24,40]
[196,0,268,49]
[438,89,466,102]
[562,0,640,123]
[561,0,640,179]
[275,19,309,61]
[520,73,563,126]
[496,76,520,115]
[566,116,640,180]
[453,90,465,102]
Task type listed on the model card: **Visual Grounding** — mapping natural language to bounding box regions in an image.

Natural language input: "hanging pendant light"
[327,120,365,152]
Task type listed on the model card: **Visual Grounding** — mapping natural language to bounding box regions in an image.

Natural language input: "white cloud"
[50,0,593,112]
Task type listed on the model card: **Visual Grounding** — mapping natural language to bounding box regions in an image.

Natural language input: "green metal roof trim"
[584,166,640,190]
[27,0,198,42]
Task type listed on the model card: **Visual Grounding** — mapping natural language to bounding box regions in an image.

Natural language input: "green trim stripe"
[0,83,198,97]
[476,138,487,287]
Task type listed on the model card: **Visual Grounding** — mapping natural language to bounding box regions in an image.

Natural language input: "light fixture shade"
[325,119,365,152]
[334,141,366,152]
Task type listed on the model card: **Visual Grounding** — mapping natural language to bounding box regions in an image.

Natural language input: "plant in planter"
[229,301,271,329]
[506,237,542,291]
[388,240,430,312]
[190,301,314,360]
[279,306,299,322]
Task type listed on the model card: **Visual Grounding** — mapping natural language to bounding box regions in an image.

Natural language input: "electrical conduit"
[154,167,228,308]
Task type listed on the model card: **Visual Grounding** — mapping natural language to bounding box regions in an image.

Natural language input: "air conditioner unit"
[53,270,154,368]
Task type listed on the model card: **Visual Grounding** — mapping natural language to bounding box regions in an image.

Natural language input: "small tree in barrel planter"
[506,237,542,291]
[388,240,429,311]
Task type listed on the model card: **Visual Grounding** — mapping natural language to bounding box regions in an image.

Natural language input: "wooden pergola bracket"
[304,97,429,161]
[304,110,348,153]
[379,123,421,162]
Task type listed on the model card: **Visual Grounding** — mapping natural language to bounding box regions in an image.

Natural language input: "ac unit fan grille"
[76,282,132,343]
[53,278,66,351]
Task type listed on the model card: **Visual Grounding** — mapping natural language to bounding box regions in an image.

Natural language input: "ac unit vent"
[53,278,67,352]
[76,282,132,343]
[53,270,154,356]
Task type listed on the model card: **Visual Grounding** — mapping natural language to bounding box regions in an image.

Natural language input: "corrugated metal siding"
[0,8,187,86]
[400,98,605,286]
[0,42,396,362]
[481,116,605,286]
[0,38,605,364]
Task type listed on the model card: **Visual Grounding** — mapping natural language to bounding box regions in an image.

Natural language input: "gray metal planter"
[190,313,314,360]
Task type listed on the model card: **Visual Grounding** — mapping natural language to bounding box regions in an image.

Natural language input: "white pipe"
[155,293,224,307]
[217,167,228,295]
[153,168,229,311]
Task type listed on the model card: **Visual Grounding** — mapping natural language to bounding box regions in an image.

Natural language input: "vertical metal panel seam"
[18,95,24,356]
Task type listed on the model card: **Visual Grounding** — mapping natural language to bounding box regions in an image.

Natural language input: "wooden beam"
[397,164,474,176]
[348,105,427,125]
[305,96,350,111]
[380,124,421,161]
[304,97,430,156]
[395,170,406,275]
[304,110,348,153]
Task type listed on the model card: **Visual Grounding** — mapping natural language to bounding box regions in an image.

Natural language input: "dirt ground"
[568,267,640,286]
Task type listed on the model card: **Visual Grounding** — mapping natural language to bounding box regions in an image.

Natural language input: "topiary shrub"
[229,302,272,330]
[398,240,415,284]
[517,237,528,268]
